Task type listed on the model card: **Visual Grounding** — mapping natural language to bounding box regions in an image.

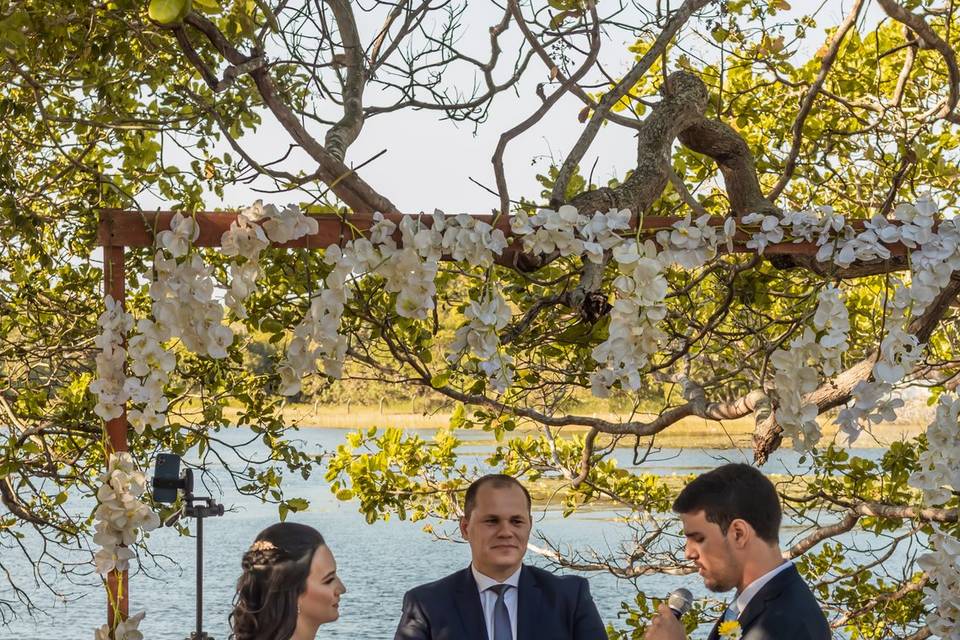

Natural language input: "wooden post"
[103,243,129,628]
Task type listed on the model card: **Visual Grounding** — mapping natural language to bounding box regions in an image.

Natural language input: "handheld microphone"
[667,588,693,619]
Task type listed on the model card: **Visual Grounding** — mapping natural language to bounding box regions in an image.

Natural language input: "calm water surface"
[1,428,889,639]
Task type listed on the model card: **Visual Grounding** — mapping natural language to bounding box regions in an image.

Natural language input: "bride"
[230,522,347,640]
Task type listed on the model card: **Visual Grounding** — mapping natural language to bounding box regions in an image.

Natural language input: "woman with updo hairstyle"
[230,522,346,640]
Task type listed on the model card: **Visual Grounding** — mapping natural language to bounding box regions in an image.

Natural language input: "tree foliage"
[1,0,960,637]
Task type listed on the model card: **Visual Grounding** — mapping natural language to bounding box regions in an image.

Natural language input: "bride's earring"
[297,602,302,615]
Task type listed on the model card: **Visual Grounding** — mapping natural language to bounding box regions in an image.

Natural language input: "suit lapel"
[454,567,488,640]
[516,565,542,640]
[705,617,722,640]
[737,564,799,633]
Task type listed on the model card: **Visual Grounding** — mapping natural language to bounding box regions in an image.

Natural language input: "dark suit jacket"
[706,565,831,640]
[394,564,607,640]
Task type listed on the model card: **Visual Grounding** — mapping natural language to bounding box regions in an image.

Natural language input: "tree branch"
[550,0,714,206]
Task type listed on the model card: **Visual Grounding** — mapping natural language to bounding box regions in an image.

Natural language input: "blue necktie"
[488,584,513,640]
[723,598,740,622]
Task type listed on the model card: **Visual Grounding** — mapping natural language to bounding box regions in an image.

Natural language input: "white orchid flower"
[157,212,200,258]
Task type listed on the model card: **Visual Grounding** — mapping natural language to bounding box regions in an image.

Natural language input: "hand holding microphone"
[667,588,693,618]
[643,588,693,640]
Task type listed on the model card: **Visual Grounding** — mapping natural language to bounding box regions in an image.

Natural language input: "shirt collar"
[472,564,522,592]
[735,560,793,615]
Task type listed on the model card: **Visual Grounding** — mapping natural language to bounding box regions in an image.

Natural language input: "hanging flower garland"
[89,196,960,634]
[92,453,161,574]
[910,393,960,506]
[770,285,850,450]
[910,395,960,637]
[89,296,133,421]
[221,202,271,319]
[918,528,960,639]
[91,453,158,640]
[279,211,511,395]
[590,239,668,396]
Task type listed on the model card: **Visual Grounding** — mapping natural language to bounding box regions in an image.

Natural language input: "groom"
[394,474,607,640]
[645,463,830,640]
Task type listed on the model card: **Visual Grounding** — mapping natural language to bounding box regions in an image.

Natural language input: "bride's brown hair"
[229,522,325,640]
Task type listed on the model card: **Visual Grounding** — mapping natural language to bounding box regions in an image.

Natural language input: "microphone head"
[667,588,694,617]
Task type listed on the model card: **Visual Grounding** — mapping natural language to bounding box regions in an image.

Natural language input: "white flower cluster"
[278,240,363,394]
[449,288,514,393]
[261,202,321,243]
[94,611,145,640]
[834,198,960,438]
[280,212,510,395]
[507,207,675,396]
[742,212,785,254]
[380,215,440,319]
[221,203,271,319]
[152,213,233,358]
[418,210,508,267]
[124,316,173,435]
[221,200,321,320]
[92,453,160,576]
[510,205,630,264]
[655,213,728,268]
[590,240,667,396]
[910,393,960,505]
[89,296,133,421]
[770,286,850,450]
[770,328,821,450]
[918,529,960,640]
[813,285,850,376]
[122,212,235,433]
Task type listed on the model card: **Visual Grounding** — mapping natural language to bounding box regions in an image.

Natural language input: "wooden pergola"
[94,207,910,627]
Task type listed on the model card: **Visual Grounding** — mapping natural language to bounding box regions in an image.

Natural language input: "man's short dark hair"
[672,463,782,544]
[463,474,532,518]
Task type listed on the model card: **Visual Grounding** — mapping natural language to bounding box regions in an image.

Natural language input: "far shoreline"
[227,403,929,450]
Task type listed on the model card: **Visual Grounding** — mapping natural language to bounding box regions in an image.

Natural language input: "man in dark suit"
[645,463,830,640]
[394,474,607,640]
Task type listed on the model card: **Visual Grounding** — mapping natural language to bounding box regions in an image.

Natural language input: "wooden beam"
[95,209,909,260]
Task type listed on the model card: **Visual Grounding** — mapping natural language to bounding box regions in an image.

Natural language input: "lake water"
[1,428,891,639]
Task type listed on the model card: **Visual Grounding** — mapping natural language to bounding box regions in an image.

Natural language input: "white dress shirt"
[472,565,521,640]
[729,560,795,619]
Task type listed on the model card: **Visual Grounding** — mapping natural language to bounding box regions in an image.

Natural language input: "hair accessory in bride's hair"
[242,538,286,571]
[249,540,277,553]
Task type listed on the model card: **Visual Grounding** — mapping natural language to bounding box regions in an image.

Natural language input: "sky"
[157,0,888,215]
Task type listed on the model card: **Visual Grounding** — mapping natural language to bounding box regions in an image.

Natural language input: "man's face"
[460,483,532,579]
[680,510,742,592]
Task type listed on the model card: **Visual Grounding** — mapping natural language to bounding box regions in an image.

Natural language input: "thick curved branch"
[786,511,860,558]
[564,71,709,216]
[678,116,778,215]
[550,0,714,205]
[429,377,768,437]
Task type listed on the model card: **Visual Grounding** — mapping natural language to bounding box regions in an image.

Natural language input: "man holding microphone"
[645,463,831,640]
